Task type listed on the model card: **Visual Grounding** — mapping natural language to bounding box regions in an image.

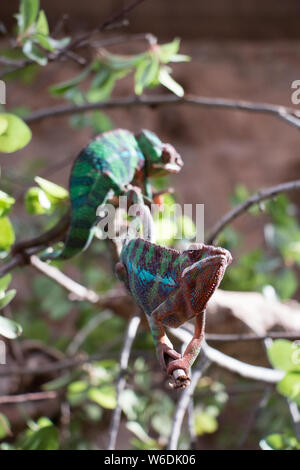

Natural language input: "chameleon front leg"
[166,311,206,377]
[149,305,181,373]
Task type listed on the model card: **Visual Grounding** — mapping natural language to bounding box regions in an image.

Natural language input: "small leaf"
[88,385,116,409]
[158,67,184,97]
[126,421,155,445]
[50,66,92,96]
[0,114,32,153]
[0,414,11,439]
[35,176,68,201]
[25,187,51,214]
[0,314,22,339]
[0,274,12,292]
[0,190,15,217]
[0,289,16,309]
[23,39,47,66]
[134,57,159,94]
[158,38,180,63]
[0,116,8,136]
[20,0,39,32]
[260,434,285,450]
[0,217,15,250]
[267,339,300,372]
[21,425,59,450]
[277,371,300,403]
[36,10,49,35]
[194,411,218,436]
[46,37,70,50]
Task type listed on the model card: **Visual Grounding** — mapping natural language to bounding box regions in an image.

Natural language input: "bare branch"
[30,255,99,303]
[288,400,300,442]
[206,179,300,244]
[168,356,211,450]
[170,328,285,384]
[107,313,141,450]
[24,94,300,130]
[66,310,113,355]
[0,391,57,405]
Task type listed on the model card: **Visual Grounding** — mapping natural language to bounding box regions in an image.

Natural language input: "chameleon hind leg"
[41,175,115,260]
[149,290,185,373]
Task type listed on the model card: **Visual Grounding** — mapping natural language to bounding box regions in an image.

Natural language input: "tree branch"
[168,356,211,450]
[170,328,285,384]
[206,179,300,244]
[107,313,141,450]
[0,391,57,405]
[24,94,300,130]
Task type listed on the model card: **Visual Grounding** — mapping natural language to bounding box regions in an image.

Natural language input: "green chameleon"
[116,238,232,388]
[42,128,183,260]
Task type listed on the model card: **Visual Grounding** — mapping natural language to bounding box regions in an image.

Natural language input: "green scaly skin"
[41,129,183,260]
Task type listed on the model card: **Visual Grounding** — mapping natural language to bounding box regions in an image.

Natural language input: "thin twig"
[0,391,57,404]
[206,179,300,244]
[24,94,300,129]
[236,386,272,448]
[107,313,141,450]
[168,356,211,450]
[30,255,99,303]
[288,400,300,442]
[66,310,113,355]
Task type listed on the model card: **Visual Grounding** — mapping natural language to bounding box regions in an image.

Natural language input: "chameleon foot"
[156,342,181,372]
[166,356,191,389]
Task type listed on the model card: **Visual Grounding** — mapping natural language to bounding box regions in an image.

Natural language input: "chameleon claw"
[157,343,181,372]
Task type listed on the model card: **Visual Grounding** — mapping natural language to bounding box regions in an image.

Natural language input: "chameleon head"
[135,129,183,177]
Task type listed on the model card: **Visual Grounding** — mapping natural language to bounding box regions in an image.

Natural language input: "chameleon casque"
[42,128,183,260]
[116,239,232,387]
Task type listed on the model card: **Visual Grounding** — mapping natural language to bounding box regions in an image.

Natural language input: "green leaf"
[23,39,48,66]
[33,33,54,52]
[260,433,285,450]
[0,116,8,136]
[126,421,156,445]
[158,38,180,63]
[158,67,184,97]
[0,113,32,153]
[25,187,51,214]
[88,385,117,409]
[134,57,160,94]
[0,191,15,217]
[50,66,92,96]
[194,411,218,436]
[36,10,49,35]
[35,176,68,201]
[20,0,40,32]
[267,339,300,372]
[0,217,15,250]
[0,314,22,339]
[0,290,16,310]
[47,37,70,50]
[0,414,11,439]
[21,425,59,450]
[277,371,300,403]
[0,274,12,292]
